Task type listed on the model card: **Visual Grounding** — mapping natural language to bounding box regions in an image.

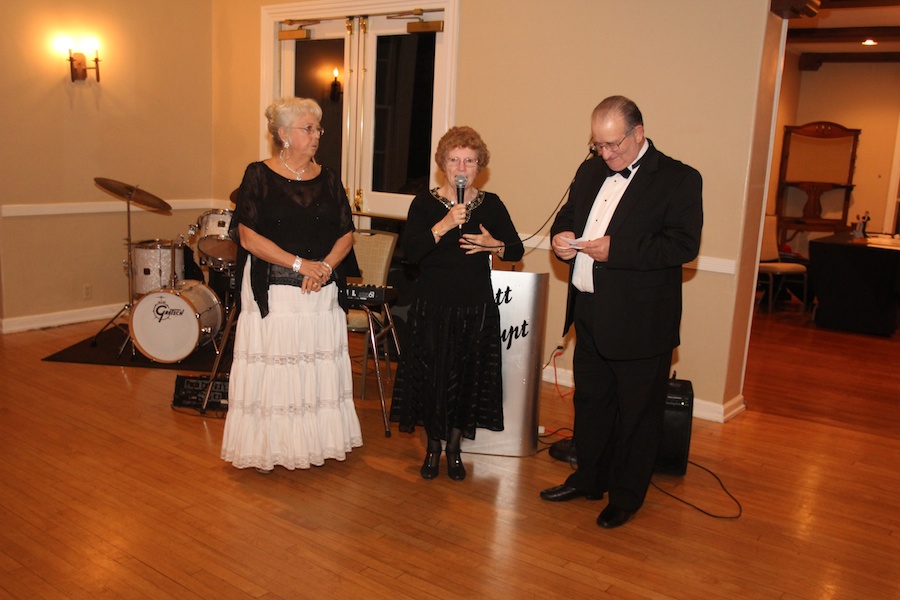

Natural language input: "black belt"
[269,263,334,288]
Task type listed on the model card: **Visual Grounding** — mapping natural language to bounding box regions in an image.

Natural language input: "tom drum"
[132,239,185,295]
[130,280,223,363]
[195,209,238,270]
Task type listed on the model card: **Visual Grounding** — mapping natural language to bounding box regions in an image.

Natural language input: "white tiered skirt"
[221,263,362,470]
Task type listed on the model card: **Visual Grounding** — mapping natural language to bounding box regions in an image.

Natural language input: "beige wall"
[2,209,206,317]
[768,51,802,216]
[0,0,214,201]
[0,0,214,324]
[2,0,789,421]
[449,0,782,419]
[211,0,271,197]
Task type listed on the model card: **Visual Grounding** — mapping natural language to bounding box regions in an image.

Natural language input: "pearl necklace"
[280,150,312,180]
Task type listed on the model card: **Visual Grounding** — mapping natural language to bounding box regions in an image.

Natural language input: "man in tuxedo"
[542,96,703,528]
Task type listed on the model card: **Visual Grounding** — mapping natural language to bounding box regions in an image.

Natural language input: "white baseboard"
[541,364,574,389]
[2,303,124,334]
[540,366,744,424]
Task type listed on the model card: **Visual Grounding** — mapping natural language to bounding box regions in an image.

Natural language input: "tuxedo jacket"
[550,141,703,360]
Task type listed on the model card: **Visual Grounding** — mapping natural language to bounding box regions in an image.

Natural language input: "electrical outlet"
[83,284,93,300]
[553,337,565,356]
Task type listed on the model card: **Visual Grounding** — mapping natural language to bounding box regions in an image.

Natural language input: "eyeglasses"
[292,125,325,137]
[446,157,479,168]
[590,129,633,153]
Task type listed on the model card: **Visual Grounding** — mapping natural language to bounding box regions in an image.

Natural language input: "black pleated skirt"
[389,297,504,440]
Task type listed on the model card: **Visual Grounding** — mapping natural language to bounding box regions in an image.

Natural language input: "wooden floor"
[1,309,898,599]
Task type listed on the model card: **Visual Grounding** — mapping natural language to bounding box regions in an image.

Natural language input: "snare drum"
[130,280,223,363]
[132,239,184,295]
[195,209,238,270]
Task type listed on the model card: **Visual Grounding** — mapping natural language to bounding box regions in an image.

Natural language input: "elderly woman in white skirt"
[220,97,361,472]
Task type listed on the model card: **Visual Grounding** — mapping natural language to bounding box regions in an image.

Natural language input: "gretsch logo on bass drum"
[153,300,185,322]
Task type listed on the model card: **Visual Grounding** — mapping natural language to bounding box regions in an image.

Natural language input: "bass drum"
[130,281,223,363]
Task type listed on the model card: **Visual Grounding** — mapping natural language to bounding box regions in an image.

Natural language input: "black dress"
[389,189,523,441]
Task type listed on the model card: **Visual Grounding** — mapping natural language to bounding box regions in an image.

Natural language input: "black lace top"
[230,161,354,317]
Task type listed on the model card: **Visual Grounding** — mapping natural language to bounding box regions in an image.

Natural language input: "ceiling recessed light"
[862,39,878,46]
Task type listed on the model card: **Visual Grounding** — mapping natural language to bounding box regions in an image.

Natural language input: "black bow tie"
[607,154,645,179]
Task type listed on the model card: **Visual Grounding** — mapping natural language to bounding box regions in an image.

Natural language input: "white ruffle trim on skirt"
[221,264,362,470]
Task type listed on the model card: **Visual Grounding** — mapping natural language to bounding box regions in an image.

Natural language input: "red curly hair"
[434,126,490,172]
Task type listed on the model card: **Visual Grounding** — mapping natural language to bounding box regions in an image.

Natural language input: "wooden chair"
[774,121,860,246]
[758,215,808,312]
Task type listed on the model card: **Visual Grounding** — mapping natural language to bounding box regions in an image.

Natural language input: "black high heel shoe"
[446,451,466,481]
[420,446,441,480]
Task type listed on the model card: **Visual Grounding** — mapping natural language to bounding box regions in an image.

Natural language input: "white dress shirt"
[572,140,649,293]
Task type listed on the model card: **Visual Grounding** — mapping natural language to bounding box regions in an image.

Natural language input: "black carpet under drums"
[42,327,232,373]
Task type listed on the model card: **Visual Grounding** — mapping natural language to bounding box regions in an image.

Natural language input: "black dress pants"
[565,298,672,512]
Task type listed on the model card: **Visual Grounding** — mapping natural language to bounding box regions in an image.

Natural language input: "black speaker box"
[548,378,694,475]
[654,378,693,475]
[172,374,229,411]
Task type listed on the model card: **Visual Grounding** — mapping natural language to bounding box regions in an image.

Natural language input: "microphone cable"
[464,151,595,253]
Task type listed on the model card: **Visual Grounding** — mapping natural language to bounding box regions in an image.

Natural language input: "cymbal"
[94,177,171,211]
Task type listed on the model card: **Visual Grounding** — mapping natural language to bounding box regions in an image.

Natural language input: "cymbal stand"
[91,188,139,356]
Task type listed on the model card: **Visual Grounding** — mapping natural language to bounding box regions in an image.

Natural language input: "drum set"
[92,178,239,368]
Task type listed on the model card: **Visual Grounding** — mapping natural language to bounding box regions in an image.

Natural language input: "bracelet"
[322,260,333,275]
[494,244,504,255]
[292,256,303,273]
[431,227,442,239]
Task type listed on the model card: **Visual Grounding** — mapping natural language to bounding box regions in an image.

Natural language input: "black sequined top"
[229,162,354,317]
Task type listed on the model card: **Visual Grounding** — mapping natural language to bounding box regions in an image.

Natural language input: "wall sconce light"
[69,49,101,82]
[330,68,342,102]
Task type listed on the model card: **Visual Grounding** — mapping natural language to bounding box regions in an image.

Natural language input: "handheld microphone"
[454,175,467,205]
[454,175,467,230]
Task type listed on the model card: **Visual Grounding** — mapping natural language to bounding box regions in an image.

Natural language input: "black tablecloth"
[809,233,900,336]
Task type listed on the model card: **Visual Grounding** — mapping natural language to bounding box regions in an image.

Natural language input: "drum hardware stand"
[90,220,135,354]
[183,208,239,412]
[200,290,239,414]
[169,234,185,290]
[90,179,172,357]
[204,326,221,355]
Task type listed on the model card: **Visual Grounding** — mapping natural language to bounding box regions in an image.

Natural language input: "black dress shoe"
[540,484,604,502]
[597,505,634,528]
[420,450,441,480]
[446,452,466,481]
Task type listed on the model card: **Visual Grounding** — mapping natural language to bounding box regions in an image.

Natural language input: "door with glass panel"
[266,2,457,219]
